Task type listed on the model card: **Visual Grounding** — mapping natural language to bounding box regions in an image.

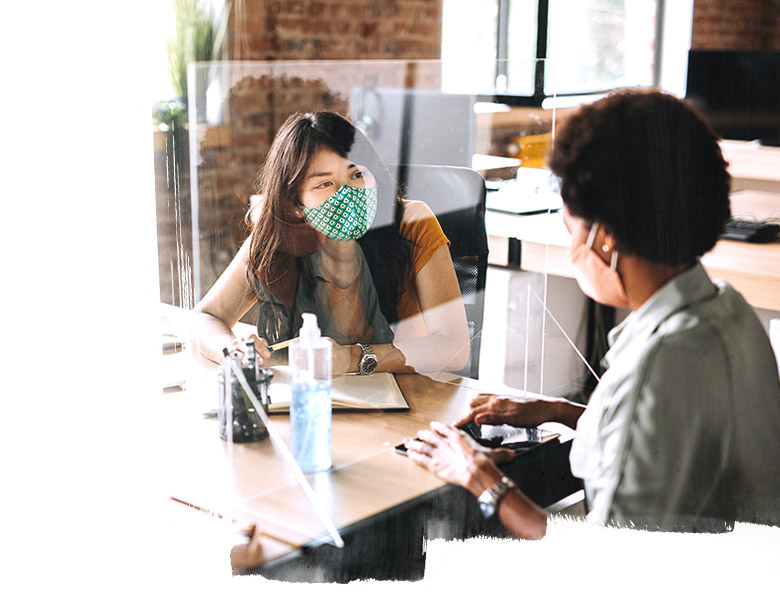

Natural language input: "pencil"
[269,337,299,352]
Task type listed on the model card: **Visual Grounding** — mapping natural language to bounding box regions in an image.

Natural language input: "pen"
[269,337,299,352]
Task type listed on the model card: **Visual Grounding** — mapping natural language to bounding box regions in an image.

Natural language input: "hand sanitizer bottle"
[289,313,332,472]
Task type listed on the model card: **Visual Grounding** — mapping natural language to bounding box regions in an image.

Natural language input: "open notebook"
[267,366,409,412]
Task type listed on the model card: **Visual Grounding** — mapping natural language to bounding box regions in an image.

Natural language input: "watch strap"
[477,476,516,518]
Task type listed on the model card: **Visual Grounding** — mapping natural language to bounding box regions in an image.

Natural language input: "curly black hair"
[548,88,731,265]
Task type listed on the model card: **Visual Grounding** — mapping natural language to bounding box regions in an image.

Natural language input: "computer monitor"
[685,50,780,146]
[350,87,477,167]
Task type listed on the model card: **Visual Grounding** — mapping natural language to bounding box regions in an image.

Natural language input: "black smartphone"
[394,425,500,456]
[460,422,543,451]
[394,442,410,456]
[458,422,504,447]
[394,428,539,457]
[394,437,423,456]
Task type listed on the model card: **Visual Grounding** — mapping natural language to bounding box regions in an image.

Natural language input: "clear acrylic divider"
[229,358,344,547]
[160,57,632,546]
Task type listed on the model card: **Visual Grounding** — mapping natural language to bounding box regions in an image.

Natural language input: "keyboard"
[722,219,780,243]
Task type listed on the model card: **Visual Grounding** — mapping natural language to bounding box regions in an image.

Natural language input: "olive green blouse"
[570,262,780,531]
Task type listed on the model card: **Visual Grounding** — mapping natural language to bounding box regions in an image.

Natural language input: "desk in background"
[161,305,582,581]
[486,190,780,312]
[720,140,780,194]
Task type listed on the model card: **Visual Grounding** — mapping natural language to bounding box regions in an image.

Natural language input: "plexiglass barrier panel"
[156,58,629,546]
[168,58,616,393]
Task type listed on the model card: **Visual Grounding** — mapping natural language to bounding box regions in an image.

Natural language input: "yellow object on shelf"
[507,133,552,168]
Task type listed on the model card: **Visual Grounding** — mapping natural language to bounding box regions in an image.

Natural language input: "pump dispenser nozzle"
[299,313,321,348]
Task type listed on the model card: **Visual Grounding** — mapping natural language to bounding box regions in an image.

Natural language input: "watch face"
[478,498,495,519]
[361,354,377,374]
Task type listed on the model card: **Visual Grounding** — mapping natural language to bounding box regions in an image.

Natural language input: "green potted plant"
[154,0,214,133]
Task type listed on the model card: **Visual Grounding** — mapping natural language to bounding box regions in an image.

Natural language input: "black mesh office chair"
[390,164,488,379]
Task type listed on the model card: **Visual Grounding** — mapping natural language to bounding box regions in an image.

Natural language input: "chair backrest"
[390,164,488,379]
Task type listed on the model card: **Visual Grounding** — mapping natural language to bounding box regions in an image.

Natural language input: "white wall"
[656,0,695,97]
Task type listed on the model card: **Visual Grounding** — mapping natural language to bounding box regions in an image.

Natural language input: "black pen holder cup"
[217,363,273,443]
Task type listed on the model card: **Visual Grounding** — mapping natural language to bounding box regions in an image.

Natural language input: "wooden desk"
[487,190,780,312]
[161,306,581,580]
[720,140,780,194]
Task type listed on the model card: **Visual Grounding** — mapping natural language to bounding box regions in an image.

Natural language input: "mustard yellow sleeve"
[399,200,450,275]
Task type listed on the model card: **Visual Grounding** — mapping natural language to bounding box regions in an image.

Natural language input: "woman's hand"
[404,421,485,489]
[407,422,549,540]
[225,334,271,363]
[328,338,357,377]
[453,394,555,428]
[454,393,586,431]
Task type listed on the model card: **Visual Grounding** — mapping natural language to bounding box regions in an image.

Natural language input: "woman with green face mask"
[191,111,470,378]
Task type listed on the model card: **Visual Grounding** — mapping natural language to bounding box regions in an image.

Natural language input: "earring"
[602,244,610,253]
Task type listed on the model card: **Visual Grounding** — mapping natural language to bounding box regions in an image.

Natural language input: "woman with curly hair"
[406,89,780,536]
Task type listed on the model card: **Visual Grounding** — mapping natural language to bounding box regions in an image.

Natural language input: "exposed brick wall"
[227,0,443,60]
[168,0,780,309]
[156,0,445,309]
[691,0,780,50]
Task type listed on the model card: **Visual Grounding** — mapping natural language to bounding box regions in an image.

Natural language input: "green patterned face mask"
[301,185,377,241]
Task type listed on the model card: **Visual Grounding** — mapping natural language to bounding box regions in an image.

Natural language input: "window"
[505,0,539,96]
[443,0,658,103]
[545,0,657,95]
[441,0,500,93]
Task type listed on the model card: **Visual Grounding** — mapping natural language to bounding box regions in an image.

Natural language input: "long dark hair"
[248,111,413,323]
